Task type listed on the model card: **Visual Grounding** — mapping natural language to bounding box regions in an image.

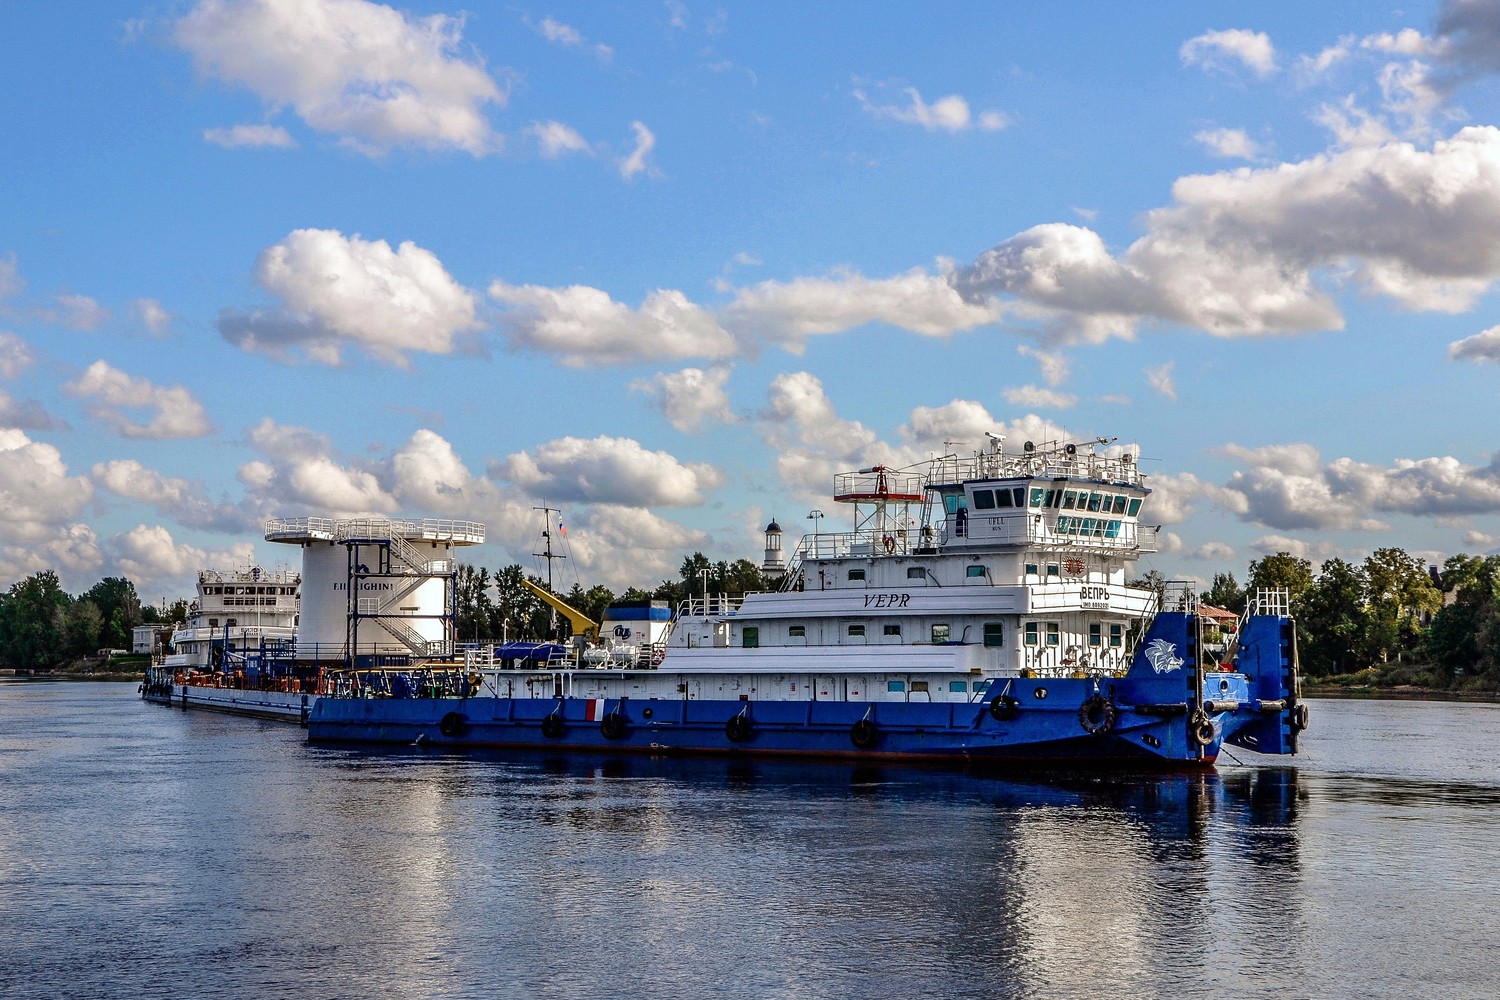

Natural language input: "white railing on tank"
[264,516,337,539]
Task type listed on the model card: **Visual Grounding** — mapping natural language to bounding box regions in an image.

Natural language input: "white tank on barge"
[264,516,486,666]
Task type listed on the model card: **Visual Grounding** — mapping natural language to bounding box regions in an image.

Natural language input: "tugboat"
[305,436,1306,766]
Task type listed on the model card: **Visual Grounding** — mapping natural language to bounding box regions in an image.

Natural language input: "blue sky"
[5,0,1500,603]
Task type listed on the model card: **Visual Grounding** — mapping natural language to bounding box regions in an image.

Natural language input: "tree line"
[454,554,769,643]
[1166,547,1500,689]
[5,545,1496,689]
[0,571,185,671]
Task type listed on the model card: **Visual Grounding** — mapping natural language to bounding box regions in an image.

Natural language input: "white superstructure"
[163,566,301,669]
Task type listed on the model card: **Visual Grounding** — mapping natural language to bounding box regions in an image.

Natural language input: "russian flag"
[558,519,566,536]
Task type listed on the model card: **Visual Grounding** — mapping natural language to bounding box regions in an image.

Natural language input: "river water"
[1,683,1496,999]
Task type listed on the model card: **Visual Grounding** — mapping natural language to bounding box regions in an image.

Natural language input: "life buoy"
[725,713,753,743]
[1292,702,1310,731]
[882,535,896,554]
[651,646,666,666]
[989,694,1020,722]
[541,713,565,739]
[439,712,466,738]
[1078,695,1117,735]
[600,711,627,740]
[1188,710,1215,746]
[850,718,878,749]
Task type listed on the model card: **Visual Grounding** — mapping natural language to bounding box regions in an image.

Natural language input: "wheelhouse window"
[848,568,865,581]
[1109,624,1123,647]
[884,624,902,637]
[742,626,759,648]
[1062,491,1077,510]
[983,622,1004,647]
[1127,498,1142,516]
[995,489,1013,509]
[1089,623,1101,646]
[972,489,996,510]
[1046,623,1060,646]
[1046,564,1061,579]
[1112,496,1128,514]
[1024,622,1039,646]
[931,624,951,644]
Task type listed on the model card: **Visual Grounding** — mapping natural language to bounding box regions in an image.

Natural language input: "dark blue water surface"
[1,683,1497,999]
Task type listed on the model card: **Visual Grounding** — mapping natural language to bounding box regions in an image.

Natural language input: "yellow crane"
[522,578,599,641]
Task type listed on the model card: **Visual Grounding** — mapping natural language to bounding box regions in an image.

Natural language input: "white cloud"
[0,332,35,379]
[631,366,737,432]
[0,429,93,544]
[1463,529,1500,551]
[1145,362,1177,401]
[132,298,172,336]
[1209,441,1500,532]
[493,435,724,507]
[620,121,658,180]
[1181,28,1278,78]
[562,504,708,590]
[389,428,508,514]
[531,15,613,61]
[1004,385,1077,409]
[723,264,1004,348]
[0,524,104,592]
[1249,534,1342,562]
[108,524,256,597]
[222,228,481,366]
[1194,127,1262,159]
[1194,541,1237,562]
[63,360,214,439]
[203,123,296,148]
[175,0,505,156]
[528,120,591,158]
[0,389,64,431]
[1449,323,1500,362]
[92,459,254,534]
[1145,471,1249,526]
[854,85,1008,132]
[1017,344,1069,386]
[243,417,397,516]
[957,126,1500,342]
[490,281,734,366]
[54,292,108,331]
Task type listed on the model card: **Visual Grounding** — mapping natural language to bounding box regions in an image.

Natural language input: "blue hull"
[309,677,1232,767]
[305,610,1305,767]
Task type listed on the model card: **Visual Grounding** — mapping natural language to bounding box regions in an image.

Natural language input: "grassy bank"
[1304,663,1500,702]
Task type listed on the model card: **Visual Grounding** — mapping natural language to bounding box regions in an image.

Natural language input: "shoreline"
[1304,684,1500,703]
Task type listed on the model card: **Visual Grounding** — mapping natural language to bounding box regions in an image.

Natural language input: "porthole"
[1034,687,1048,700]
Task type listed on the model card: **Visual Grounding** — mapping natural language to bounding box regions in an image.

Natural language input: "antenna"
[532,505,565,631]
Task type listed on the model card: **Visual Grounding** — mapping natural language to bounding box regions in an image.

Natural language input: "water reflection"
[16,686,1500,999]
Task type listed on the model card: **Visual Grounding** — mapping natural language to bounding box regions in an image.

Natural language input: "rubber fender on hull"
[600,712,627,740]
[725,713,753,743]
[439,712,467,738]
[540,713,565,739]
[1188,710,1215,746]
[849,718,879,749]
[1078,695,1117,735]
[989,694,1020,722]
